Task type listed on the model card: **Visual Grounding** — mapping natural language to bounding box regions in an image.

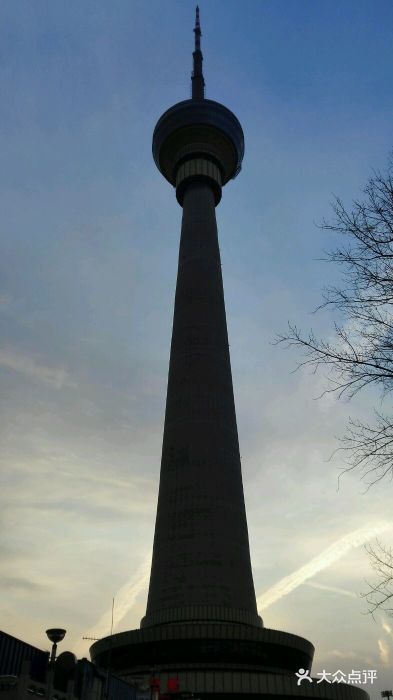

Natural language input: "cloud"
[257,521,392,611]
[0,575,47,592]
[382,621,393,636]
[0,349,74,389]
[327,649,357,660]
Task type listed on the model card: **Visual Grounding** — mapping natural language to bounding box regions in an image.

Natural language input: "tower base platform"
[90,625,369,700]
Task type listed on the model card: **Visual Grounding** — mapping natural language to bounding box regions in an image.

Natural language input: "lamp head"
[46,629,66,644]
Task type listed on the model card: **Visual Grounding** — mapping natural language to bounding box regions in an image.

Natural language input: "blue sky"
[1,2,393,698]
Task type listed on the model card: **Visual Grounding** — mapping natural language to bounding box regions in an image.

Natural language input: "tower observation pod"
[91,9,369,700]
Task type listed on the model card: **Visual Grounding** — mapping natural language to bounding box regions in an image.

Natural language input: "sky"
[1,1,393,697]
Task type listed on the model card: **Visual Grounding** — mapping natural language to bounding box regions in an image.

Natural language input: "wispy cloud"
[0,575,48,592]
[382,620,393,636]
[328,649,357,660]
[0,349,74,389]
[257,521,392,611]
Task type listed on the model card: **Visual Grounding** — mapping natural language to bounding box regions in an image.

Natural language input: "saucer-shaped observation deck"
[153,98,244,205]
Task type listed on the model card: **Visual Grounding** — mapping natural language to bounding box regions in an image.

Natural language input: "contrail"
[304,581,357,598]
[75,520,392,656]
[74,554,151,656]
[257,521,392,611]
[378,638,390,667]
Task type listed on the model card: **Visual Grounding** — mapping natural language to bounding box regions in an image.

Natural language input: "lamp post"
[45,629,66,665]
[44,629,66,700]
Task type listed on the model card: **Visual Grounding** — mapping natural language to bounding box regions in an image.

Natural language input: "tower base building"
[91,10,369,700]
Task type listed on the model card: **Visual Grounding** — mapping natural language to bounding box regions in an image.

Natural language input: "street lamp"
[46,629,66,665]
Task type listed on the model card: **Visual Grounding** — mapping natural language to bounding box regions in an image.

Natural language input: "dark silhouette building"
[91,9,369,700]
[0,630,135,700]
[0,631,48,682]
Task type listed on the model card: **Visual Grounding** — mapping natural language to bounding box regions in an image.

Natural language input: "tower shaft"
[90,10,323,694]
[142,181,260,628]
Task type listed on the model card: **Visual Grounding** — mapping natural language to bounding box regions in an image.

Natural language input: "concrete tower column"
[90,12,368,699]
[142,179,261,628]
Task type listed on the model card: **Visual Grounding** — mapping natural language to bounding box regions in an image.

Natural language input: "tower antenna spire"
[192,5,205,100]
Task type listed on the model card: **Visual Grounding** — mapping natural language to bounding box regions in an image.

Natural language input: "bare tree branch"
[276,158,393,486]
[362,540,393,617]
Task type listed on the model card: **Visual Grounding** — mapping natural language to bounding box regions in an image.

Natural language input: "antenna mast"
[191,6,205,100]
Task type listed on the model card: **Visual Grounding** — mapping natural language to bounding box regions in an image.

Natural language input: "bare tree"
[278,159,393,614]
[277,159,393,487]
[362,539,393,617]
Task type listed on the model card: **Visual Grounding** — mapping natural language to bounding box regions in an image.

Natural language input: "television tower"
[91,10,369,700]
